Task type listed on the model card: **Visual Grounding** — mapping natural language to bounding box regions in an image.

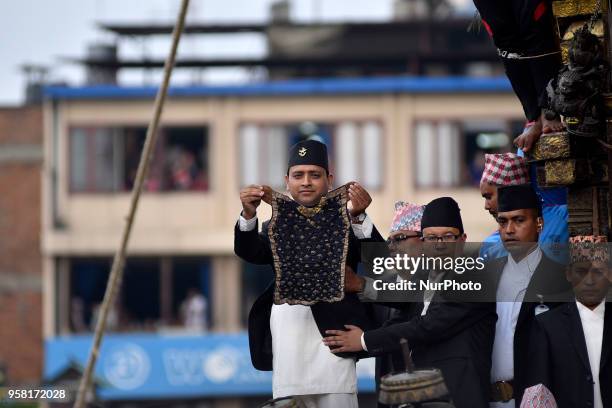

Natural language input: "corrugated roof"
[44,76,512,100]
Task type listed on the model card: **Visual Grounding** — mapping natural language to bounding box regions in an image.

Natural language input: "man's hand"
[347,182,372,218]
[240,185,264,219]
[261,185,273,205]
[344,264,365,293]
[323,325,364,353]
[513,120,542,153]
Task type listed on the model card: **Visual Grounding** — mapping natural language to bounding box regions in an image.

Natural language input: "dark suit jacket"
[234,218,381,371]
[363,269,497,408]
[484,252,572,403]
[527,302,612,408]
[358,264,414,407]
[373,302,422,408]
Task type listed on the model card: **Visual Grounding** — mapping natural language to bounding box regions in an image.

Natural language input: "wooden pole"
[73,0,191,406]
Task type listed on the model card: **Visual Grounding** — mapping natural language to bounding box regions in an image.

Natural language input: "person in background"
[527,236,611,408]
[181,288,208,332]
[344,201,425,407]
[480,153,531,261]
[485,184,570,407]
[479,153,568,263]
[472,0,563,153]
[324,197,496,408]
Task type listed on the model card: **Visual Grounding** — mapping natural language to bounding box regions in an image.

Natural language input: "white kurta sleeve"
[351,214,373,239]
[239,214,258,231]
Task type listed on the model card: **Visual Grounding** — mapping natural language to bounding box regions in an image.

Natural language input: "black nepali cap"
[421,197,464,234]
[497,184,542,215]
[287,139,329,173]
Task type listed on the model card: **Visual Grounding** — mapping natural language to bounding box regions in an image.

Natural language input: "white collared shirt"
[421,270,445,316]
[491,246,542,384]
[239,213,373,239]
[490,247,543,408]
[577,300,605,408]
[239,212,372,397]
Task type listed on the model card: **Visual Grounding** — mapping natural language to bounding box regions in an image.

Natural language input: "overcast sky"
[0,0,474,105]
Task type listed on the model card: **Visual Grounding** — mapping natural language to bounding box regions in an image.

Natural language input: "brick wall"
[0,291,42,384]
[0,105,43,385]
[0,106,42,144]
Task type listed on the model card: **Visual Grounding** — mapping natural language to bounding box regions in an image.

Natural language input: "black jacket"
[484,252,572,403]
[527,301,612,408]
[234,218,381,371]
[363,269,497,408]
[373,302,423,408]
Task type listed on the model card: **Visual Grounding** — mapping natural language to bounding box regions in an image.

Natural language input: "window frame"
[66,123,211,195]
[411,116,523,190]
[236,118,387,193]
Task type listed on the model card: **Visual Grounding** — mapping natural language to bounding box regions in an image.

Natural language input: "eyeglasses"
[386,232,422,245]
[421,234,461,243]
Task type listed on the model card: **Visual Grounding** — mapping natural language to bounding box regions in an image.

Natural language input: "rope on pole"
[73,0,191,406]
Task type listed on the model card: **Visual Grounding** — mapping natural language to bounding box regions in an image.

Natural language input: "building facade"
[42,76,522,407]
[0,105,44,386]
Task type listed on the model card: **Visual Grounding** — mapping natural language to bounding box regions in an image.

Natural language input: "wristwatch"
[351,212,366,224]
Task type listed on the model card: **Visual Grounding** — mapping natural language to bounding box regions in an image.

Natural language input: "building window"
[414,119,522,188]
[171,258,212,331]
[68,257,211,333]
[241,262,274,327]
[69,126,209,193]
[121,259,161,328]
[239,121,383,190]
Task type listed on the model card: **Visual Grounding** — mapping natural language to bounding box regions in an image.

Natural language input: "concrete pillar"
[42,256,55,337]
[56,258,70,335]
[211,256,241,332]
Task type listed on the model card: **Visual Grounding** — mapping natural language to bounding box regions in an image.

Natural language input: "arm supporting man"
[324,300,493,354]
[363,301,493,355]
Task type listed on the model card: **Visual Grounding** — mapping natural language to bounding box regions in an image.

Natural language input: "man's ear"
[327,173,334,190]
[536,216,544,232]
[605,266,612,283]
[285,174,289,191]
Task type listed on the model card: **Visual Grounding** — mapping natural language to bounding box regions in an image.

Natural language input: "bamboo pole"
[73,1,191,406]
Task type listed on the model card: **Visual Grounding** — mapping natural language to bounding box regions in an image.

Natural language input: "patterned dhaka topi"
[481,153,529,186]
[569,235,609,264]
[520,384,558,408]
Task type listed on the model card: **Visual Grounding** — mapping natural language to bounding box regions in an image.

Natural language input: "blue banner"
[45,333,376,400]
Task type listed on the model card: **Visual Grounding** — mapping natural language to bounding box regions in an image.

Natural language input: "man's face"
[387,229,422,257]
[480,182,498,219]
[567,261,611,308]
[497,209,540,254]
[285,165,333,206]
[421,226,466,258]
